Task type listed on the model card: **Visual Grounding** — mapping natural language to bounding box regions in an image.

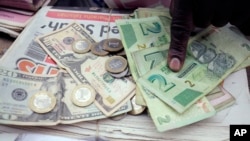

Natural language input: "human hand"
[167,0,250,72]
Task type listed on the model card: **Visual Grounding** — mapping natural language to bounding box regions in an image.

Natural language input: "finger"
[192,0,215,28]
[230,0,250,27]
[168,0,193,72]
[211,0,233,27]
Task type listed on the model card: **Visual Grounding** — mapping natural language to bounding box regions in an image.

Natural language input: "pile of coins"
[72,38,131,79]
[90,38,125,57]
[105,55,130,79]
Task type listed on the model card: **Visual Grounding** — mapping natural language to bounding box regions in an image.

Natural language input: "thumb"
[168,0,193,72]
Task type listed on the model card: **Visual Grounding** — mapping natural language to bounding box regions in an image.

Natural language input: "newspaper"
[0,6,132,75]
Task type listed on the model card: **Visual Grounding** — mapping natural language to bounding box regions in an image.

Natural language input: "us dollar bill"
[0,66,61,125]
[0,66,132,125]
[36,22,135,116]
[58,72,133,124]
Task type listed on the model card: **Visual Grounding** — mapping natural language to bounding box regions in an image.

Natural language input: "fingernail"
[169,58,181,72]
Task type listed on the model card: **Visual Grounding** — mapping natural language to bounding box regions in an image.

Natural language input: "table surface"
[0,32,250,141]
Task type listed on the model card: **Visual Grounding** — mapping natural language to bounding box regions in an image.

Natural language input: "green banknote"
[132,46,216,131]
[132,45,168,76]
[138,25,250,113]
[134,7,171,34]
[116,16,170,106]
[137,83,216,132]
[116,16,170,81]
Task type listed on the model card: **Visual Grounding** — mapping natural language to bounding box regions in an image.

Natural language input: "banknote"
[0,66,61,125]
[36,22,135,116]
[0,66,132,125]
[138,25,250,113]
[122,8,172,106]
[235,56,250,72]
[116,16,170,106]
[131,45,168,77]
[116,16,170,81]
[58,72,133,124]
[137,83,216,132]
[133,7,171,34]
[132,7,172,106]
[131,45,227,110]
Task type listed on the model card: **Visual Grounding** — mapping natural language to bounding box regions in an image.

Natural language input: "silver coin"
[105,56,128,73]
[91,40,109,56]
[103,38,123,52]
[72,39,91,54]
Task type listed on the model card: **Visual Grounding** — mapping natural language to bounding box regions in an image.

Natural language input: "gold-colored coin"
[72,39,91,54]
[71,84,96,107]
[105,56,128,73]
[103,38,123,52]
[90,41,109,56]
[29,91,56,114]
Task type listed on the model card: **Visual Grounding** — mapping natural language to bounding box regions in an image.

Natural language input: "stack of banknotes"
[1,6,250,132]
[116,7,250,132]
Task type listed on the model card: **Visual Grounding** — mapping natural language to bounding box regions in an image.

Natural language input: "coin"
[128,96,146,115]
[71,84,96,107]
[29,91,56,114]
[109,67,129,78]
[103,38,123,52]
[72,39,91,54]
[90,40,109,56]
[125,67,131,76]
[105,56,128,73]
